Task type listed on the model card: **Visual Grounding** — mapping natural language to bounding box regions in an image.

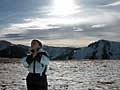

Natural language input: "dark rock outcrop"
[0,40,12,50]
[0,40,29,58]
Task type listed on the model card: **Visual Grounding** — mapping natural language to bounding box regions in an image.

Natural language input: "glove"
[26,55,34,65]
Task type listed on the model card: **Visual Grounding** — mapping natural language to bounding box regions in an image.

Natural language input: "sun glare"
[51,0,78,17]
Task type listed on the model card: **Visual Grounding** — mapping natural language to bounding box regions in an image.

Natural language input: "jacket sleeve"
[40,55,49,65]
[40,55,50,76]
[20,56,29,68]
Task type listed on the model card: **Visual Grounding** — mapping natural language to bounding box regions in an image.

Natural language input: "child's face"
[31,41,40,50]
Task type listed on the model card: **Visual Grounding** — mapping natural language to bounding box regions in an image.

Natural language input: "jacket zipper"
[33,59,35,73]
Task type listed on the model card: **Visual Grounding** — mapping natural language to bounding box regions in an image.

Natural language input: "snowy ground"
[0,60,120,90]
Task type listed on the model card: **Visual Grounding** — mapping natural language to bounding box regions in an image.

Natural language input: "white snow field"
[0,59,120,90]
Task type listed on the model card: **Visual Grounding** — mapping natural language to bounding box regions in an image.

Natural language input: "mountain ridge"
[0,39,120,60]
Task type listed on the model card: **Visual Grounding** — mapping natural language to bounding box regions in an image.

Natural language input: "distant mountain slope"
[0,40,29,58]
[43,46,75,60]
[0,40,75,59]
[73,40,120,60]
[0,40,12,50]
[0,40,120,60]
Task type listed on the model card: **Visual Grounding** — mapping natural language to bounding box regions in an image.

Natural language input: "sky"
[0,0,120,47]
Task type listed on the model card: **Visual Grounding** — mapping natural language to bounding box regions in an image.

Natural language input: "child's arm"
[20,56,29,68]
[40,55,50,76]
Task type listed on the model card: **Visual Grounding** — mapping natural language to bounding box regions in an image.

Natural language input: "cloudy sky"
[0,0,120,47]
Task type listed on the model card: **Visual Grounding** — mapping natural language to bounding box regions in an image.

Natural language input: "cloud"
[73,28,83,32]
[1,10,119,42]
[0,0,120,46]
[4,11,118,32]
[78,0,111,7]
[91,24,106,28]
[102,1,120,7]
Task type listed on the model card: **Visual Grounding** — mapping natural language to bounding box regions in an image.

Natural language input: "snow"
[0,60,120,90]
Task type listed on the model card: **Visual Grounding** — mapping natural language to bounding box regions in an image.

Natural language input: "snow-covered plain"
[0,60,120,90]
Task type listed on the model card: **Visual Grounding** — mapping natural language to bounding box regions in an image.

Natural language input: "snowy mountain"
[73,40,120,60]
[43,46,75,60]
[0,40,120,60]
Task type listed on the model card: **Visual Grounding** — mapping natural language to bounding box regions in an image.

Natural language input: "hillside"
[74,40,120,60]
